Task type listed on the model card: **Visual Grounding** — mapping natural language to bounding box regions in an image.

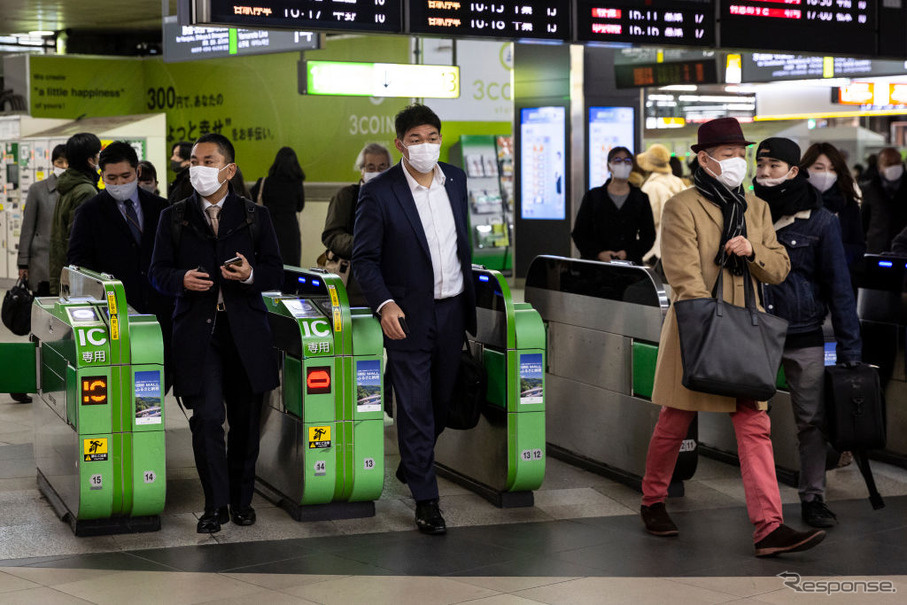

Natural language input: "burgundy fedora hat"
[690,117,755,153]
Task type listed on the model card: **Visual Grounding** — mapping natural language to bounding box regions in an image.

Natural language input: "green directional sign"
[301,60,460,98]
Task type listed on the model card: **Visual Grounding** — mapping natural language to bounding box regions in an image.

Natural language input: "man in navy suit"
[68,141,174,385]
[353,104,477,535]
[150,133,283,534]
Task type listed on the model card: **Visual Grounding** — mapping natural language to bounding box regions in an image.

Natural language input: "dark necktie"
[123,199,142,243]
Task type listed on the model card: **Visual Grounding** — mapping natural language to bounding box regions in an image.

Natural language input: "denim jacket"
[764,207,862,363]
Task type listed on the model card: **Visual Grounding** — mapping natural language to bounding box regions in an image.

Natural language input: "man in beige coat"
[639,117,826,557]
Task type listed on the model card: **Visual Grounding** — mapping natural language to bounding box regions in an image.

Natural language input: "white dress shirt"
[402,162,464,300]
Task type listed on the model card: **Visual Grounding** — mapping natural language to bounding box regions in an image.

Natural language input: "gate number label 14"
[521,449,543,461]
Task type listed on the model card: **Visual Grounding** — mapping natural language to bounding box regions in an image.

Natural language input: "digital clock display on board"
[407,1,569,40]
[192,0,403,33]
[719,0,875,56]
[575,0,715,46]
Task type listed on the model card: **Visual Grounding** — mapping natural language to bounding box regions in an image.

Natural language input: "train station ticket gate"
[699,252,907,483]
[524,256,698,493]
[857,254,905,467]
[258,268,384,521]
[434,267,547,507]
[21,267,165,535]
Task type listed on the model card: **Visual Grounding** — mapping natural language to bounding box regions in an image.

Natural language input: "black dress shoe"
[10,393,32,404]
[395,462,407,484]
[231,505,256,526]
[197,507,230,533]
[415,499,446,535]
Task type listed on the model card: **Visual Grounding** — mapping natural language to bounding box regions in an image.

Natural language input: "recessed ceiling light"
[28,30,55,37]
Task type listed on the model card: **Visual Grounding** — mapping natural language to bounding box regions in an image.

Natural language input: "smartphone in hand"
[398,316,410,335]
[222,256,242,268]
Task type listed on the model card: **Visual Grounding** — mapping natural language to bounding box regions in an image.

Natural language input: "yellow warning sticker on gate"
[308,426,331,449]
[333,308,342,332]
[83,438,108,462]
[328,285,339,307]
[106,292,117,315]
[110,315,120,340]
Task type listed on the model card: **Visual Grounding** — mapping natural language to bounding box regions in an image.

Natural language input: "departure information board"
[191,0,404,33]
[407,1,569,40]
[575,0,715,47]
[719,1,876,56]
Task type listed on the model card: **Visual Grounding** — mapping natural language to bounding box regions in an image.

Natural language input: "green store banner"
[26,36,510,183]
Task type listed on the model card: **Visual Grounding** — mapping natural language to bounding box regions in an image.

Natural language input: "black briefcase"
[1,278,34,336]
[825,363,886,451]
[825,363,886,509]
[447,340,487,430]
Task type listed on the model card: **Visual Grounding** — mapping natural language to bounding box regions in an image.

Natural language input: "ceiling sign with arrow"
[299,60,460,98]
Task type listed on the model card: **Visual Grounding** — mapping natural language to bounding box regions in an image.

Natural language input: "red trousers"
[641,403,783,543]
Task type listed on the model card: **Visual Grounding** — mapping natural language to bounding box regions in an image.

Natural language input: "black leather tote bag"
[447,339,487,430]
[2,277,34,336]
[674,263,787,401]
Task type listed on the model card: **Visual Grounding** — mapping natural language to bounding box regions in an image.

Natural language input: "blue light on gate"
[298,277,307,283]
[478,275,490,282]
[312,279,321,287]
[878,260,893,268]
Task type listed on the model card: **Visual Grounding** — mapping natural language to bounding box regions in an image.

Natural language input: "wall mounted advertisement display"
[408,1,569,40]
[520,106,565,221]
[588,106,635,189]
[575,0,715,46]
[190,0,404,33]
[719,0,875,56]
[162,15,318,63]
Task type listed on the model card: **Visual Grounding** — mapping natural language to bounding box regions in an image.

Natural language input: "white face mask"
[706,155,748,189]
[361,171,382,184]
[52,166,66,178]
[883,164,904,182]
[190,165,230,197]
[755,168,793,188]
[139,182,157,193]
[404,142,441,174]
[609,162,632,180]
[808,170,838,193]
[105,179,138,202]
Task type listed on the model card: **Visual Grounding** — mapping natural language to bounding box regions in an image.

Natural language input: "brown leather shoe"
[754,524,826,557]
[640,502,678,536]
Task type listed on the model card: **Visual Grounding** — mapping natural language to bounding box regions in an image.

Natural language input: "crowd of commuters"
[9,107,902,553]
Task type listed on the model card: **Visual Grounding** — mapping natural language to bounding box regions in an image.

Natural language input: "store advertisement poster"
[519,353,544,404]
[135,370,162,425]
[356,359,382,413]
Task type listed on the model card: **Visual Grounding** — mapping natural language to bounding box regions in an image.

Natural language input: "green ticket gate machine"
[30,267,165,535]
[524,256,698,493]
[434,267,546,507]
[258,268,384,520]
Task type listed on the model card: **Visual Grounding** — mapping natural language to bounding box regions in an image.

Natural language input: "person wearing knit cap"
[640,117,825,557]
[637,144,686,265]
[754,137,862,529]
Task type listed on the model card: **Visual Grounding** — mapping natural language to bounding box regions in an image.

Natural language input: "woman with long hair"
[251,147,306,266]
[800,142,865,271]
